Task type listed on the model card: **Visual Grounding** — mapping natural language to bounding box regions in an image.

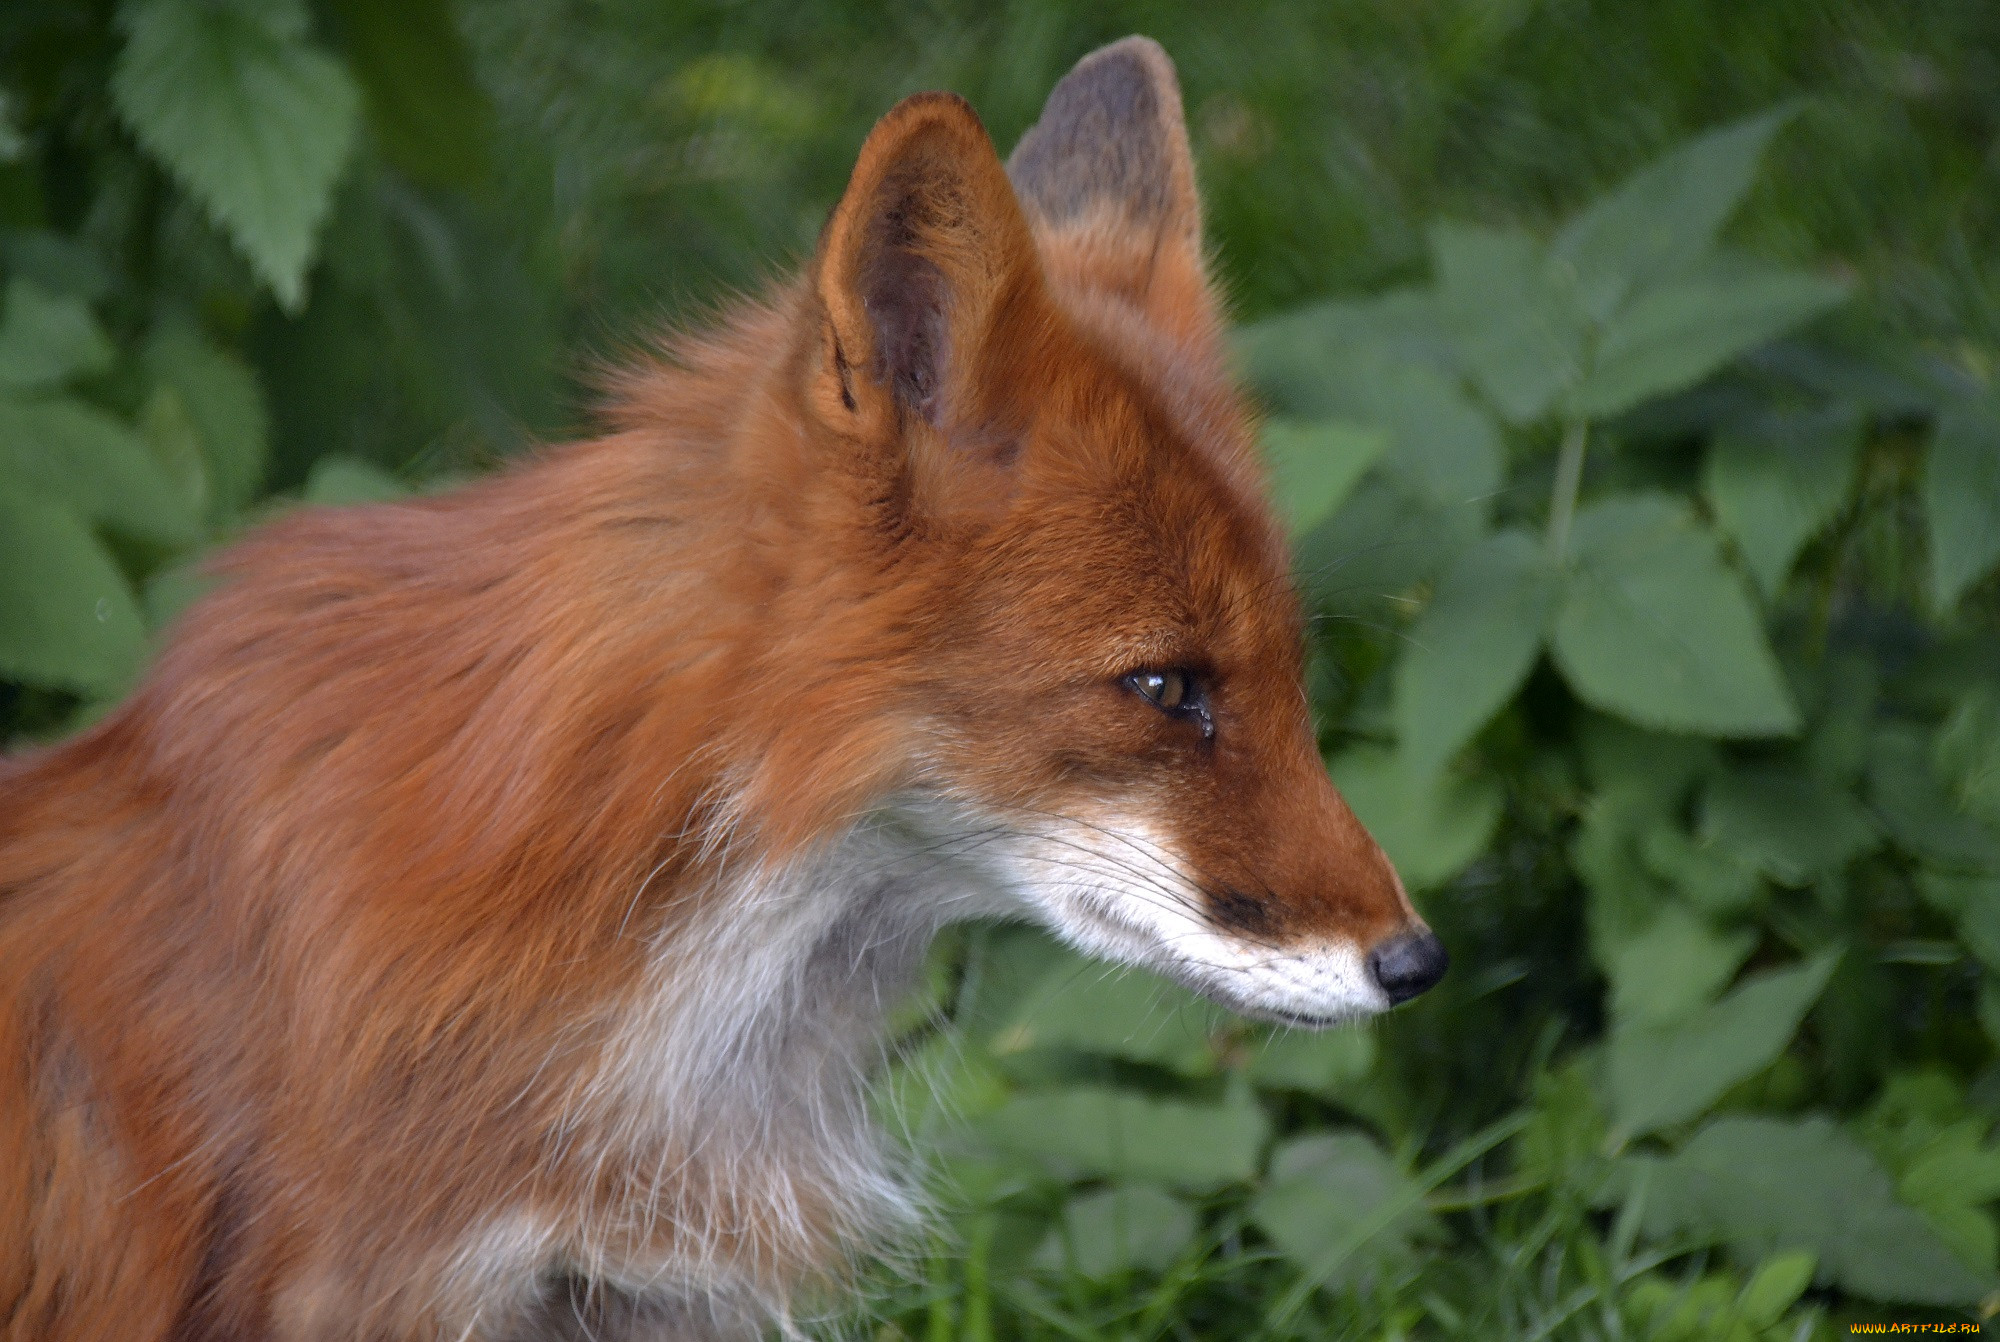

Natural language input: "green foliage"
[1613,1115,1994,1305]
[6,1,2000,1337]
[112,0,362,310]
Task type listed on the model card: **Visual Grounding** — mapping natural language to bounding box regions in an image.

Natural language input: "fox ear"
[811,93,1040,438]
[1006,37,1210,331]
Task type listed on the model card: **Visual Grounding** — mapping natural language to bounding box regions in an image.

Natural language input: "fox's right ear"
[809,93,1040,444]
[1007,37,1214,344]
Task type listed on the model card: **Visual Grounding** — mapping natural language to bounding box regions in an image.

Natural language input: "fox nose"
[1368,928,1449,1005]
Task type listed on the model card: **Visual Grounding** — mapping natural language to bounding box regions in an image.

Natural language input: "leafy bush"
[5,2,2000,1338]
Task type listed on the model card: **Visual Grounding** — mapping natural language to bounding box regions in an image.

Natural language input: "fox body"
[0,38,1443,1342]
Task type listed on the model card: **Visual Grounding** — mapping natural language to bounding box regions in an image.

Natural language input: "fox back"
[0,37,1443,1342]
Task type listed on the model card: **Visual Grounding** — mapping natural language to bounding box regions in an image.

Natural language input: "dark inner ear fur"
[1006,36,1195,242]
[857,164,952,423]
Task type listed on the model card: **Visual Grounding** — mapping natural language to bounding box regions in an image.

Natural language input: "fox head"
[713,39,1445,1024]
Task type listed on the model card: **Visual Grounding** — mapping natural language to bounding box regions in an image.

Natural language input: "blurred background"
[4,1,2000,1337]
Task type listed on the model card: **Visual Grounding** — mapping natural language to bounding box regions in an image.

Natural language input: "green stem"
[1546,419,1590,562]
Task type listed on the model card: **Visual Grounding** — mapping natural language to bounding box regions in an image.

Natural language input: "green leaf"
[304,455,408,505]
[1638,825,1763,916]
[0,278,114,390]
[0,395,202,548]
[1552,495,1799,737]
[0,495,150,696]
[1033,1183,1197,1280]
[1937,685,2000,828]
[1699,767,1882,886]
[1605,902,1756,1030]
[1234,291,1453,417]
[1704,406,1864,598]
[1245,1026,1375,1096]
[1261,418,1387,537]
[1328,743,1502,890]
[1869,725,2000,873]
[1566,257,1849,420]
[142,562,219,634]
[1355,355,1505,513]
[1429,222,1585,423]
[1294,473,1484,614]
[1737,1250,1818,1327]
[1606,950,1838,1139]
[1393,529,1558,777]
[1924,397,2000,611]
[1897,1121,2000,1271]
[143,320,268,519]
[978,1086,1269,1192]
[1552,110,1791,323]
[988,959,1224,1075]
[112,0,362,310]
[1615,1114,1994,1305]
[1250,1132,1440,1288]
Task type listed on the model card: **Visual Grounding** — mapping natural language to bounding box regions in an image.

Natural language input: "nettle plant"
[0,0,459,736]
[857,115,2000,1338]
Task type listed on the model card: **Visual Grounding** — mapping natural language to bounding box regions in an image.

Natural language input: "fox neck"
[532,795,1019,1315]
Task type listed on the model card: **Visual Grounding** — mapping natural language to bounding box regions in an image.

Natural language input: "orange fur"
[0,40,1433,1341]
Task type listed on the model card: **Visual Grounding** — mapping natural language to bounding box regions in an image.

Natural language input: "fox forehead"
[962,327,1296,673]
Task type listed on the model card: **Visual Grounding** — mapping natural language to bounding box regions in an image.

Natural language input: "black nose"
[1367,929,1449,1005]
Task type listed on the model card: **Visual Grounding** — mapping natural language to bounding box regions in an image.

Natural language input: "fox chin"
[0,35,1444,1342]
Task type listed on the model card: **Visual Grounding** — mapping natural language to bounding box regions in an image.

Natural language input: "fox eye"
[1132,669,1186,709]
[1124,668,1213,739]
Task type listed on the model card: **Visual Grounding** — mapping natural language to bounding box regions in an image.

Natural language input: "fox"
[0,35,1446,1342]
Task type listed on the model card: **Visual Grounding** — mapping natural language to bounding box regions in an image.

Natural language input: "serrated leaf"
[1699,767,1882,886]
[1262,418,1387,537]
[144,320,268,518]
[1250,1132,1440,1289]
[1329,743,1502,890]
[1606,950,1838,1139]
[0,395,202,548]
[1924,397,2000,612]
[1605,902,1756,1030]
[1552,494,1799,737]
[1704,406,1863,598]
[1614,1115,1994,1305]
[1552,110,1792,323]
[1393,529,1558,777]
[978,1086,1269,1191]
[1429,221,1586,423]
[1033,1183,1196,1280]
[0,277,114,390]
[112,0,362,310]
[1567,257,1849,420]
[0,494,150,696]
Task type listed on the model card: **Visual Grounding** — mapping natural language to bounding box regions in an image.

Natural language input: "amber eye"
[1124,667,1213,740]
[1132,669,1187,710]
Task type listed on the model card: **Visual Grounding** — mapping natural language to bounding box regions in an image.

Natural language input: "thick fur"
[0,39,1425,1341]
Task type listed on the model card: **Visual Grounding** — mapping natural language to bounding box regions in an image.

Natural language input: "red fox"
[0,36,1444,1341]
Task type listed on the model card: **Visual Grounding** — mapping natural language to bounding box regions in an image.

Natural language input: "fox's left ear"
[1007,37,1215,344]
